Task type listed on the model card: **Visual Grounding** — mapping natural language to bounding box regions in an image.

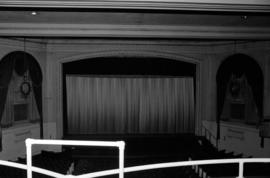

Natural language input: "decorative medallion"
[20,81,31,98]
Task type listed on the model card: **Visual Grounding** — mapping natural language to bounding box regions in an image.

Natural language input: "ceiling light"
[241,15,248,20]
[31,11,37,16]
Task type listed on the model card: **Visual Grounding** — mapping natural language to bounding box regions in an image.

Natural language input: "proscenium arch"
[216,53,264,137]
[59,50,200,64]
[0,51,43,140]
[60,52,200,137]
[57,51,202,138]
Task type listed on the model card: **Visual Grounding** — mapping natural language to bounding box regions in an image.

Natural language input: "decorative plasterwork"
[0,0,270,12]
[1,23,270,39]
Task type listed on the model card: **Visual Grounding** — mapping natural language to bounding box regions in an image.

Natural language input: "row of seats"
[3,135,268,178]
[73,157,200,178]
[0,150,72,178]
[70,134,202,178]
[191,137,270,177]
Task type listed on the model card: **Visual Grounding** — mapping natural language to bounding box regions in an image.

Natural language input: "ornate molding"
[1,23,270,39]
[0,0,270,12]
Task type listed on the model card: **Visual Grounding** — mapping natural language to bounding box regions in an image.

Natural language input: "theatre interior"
[0,0,270,177]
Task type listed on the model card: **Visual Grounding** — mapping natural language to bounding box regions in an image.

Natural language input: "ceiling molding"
[0,0,270,12]
[1,23,270,39]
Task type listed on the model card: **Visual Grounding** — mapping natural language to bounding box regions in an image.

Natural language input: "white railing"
[0,139,269,178]
[26,139,125,178]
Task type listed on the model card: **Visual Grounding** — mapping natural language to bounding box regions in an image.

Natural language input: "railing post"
[119,141,125,178]
[26,139,33,178]
[236,161,244,178]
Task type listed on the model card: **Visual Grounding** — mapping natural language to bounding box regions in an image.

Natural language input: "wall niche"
[216,53,263,125]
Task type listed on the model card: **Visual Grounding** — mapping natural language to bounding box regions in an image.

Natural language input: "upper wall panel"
[0,1,270,39]
[0,10,270,39]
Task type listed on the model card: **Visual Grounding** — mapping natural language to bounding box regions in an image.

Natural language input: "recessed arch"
[0,51,43,150]
[58,50,200,65]
[0,51,43,82]
[56,50,202,138]
[61,52,199,138]
[216,53,264,124]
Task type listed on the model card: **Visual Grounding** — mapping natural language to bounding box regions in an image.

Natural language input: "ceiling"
[1,0,270,12]
[0,0,270,39]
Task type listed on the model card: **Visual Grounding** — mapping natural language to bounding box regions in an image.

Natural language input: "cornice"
[1,23,270,40]
[0,37,46,50]
[0,0,270,12]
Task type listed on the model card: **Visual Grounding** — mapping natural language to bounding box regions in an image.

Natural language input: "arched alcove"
[216,53,263,127]
[0,51,43,150]
[62,57,196,137]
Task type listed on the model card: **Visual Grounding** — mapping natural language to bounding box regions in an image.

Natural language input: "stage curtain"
[66,76,195,134]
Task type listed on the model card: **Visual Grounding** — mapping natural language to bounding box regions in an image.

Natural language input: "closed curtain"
[66,75,195,134]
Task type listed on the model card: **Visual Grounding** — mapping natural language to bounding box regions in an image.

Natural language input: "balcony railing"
[0,139,269,178]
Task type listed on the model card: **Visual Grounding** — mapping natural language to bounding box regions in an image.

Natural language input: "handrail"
[25,139,125,178]
[76,158,270,178]
[0,160,65,177]
[1,158,270,178]
[0,139,270,178]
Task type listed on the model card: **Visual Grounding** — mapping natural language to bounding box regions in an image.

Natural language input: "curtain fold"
[1,71,40,126]
[28,56,43,122]
[0,56,15,121]
[0,55,15,150]
[0,51,43,150]
[66,75,195,135]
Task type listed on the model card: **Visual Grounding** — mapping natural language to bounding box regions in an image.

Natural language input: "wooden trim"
[0,0,270,12]
[1,23,270,39]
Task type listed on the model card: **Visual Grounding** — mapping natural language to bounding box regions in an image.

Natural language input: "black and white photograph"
[0,0,270,178]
